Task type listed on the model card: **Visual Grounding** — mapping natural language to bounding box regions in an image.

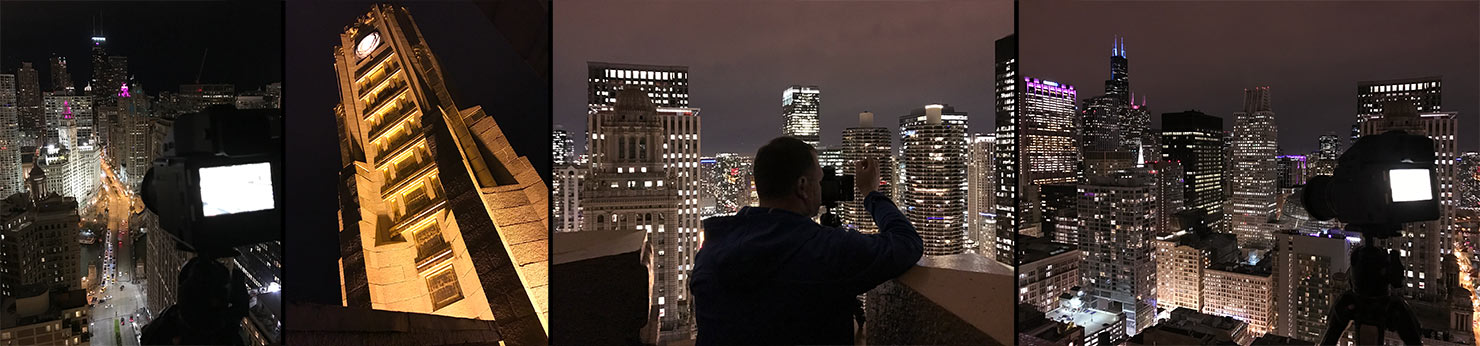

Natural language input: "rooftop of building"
[1043,299,1123,337]
[1207,258,1273,277]
[1017,235,1077,265]
[1,285,88,330]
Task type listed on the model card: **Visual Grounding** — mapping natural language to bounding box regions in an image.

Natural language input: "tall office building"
[841,112,894,234]
[1023,78,1079,187]
[1017,236,1081,312]
[0,189,82,298]
[655,106,702,331]
[15,63,42,144]
[552,126,575,165]
[1161,111,1225,232]
[967,133,997,256]
[1080,96,1123,152]
[1228,87,1279,250]
[994,34,1023,255]
[1105,36,1130,104]
[552,164,585,233]
[89,35,127,109]
[43,95,92,149]
[1318,134,1340,160]
[900,104,969,256]
[587,65,702,336]
[1354,77,1441,140]
[1152,230,1238,313]
[781,85,821,148]
[1276,155,1308,189]
[1272,230,1352,343]
[1201,261,1274,337]
[1039,184,1079,247]
[1079,168,1158,336]
[330,5,548,344]
[1147,161,1185,235]
[1358,102,1457,300]
[48,56,74,96]
[0,74,20,198]
[118,84,155,190]
[587,62,689,111]
[178,84,236,113]
[584,89,687,341]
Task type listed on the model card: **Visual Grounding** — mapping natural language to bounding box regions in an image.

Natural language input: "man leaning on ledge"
[691,136,925,345]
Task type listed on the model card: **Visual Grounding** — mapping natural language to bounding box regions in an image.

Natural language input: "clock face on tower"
[356,32,381,59]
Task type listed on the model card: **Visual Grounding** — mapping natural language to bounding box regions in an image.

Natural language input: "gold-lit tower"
[331,5,548,345]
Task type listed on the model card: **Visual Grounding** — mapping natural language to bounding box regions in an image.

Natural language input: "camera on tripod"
[1303,130,1437,345]
[141,105,283,257]
[1303,130,1439,237]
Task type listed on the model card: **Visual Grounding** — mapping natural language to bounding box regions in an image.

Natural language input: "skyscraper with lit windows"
[1079,168,1158,336]
[0,74,19,197]
[1354,76,1441,140]
[1161,111,1225,232]
[330,5,548,344]
[1229,87,1278,250]
[900,104,968,256]
[782,85,820,148]
[968,133,996,256]
[1359,101,1457,300]
[587,62,689,111]
[993,34,1022,264]
[841,112,893,234]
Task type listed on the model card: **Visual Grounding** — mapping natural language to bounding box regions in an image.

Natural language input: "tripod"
[1320,227,1423,346]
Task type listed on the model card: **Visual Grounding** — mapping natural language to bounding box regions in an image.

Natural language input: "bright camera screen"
[199,162,275,217]
[1390,168,1433,202]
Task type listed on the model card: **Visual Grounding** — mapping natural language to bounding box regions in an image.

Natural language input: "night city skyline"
[1,2,283,93]
[1024,0,1479,154]
[555,0,1014,155]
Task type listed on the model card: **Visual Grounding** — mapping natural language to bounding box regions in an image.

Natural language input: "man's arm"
[831,190,924,295]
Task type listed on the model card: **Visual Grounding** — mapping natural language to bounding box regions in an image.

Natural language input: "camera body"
[819,166,855,208]
[141,106,283,256]
[1302,130,1440,237]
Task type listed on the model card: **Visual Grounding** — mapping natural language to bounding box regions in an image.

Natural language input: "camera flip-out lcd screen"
[199,162,275,217]
[1389,168,1433,202]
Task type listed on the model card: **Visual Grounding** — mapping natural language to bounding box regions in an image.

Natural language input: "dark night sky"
[0,1,282,94]
[285,2,550,305]
[555,0,1014,155]
[1024,0,1480,155]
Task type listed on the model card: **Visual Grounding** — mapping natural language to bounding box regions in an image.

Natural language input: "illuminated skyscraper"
[967,133,996,256]
[15,63,42,144]
[781,85,820,148]
[1229,87,1279,250]
[553,126,574,165]
[1152,229,1237,313]
[330,5,548,344]
[994,34,1022,254]
[1276,155,1308,189]
[0,74,19,197]
[841,112,893,234]
[1359,102,1457,300]
[1022,78,1079,187]
[1079,168,1158,336]
[1161,111,1225,232]
[552,164,584,233]
[1080,96,1122,153]
[43,95,92,149]
[900,104,968,256]
[1318,134,1340,160]
[1272,230,1352,343]
[1105,36,1129,104]
[1354,76,1441,140]
[702,153,753,216]
[587,62,689,111]
[179,84,236,113]
[584,88,688,341]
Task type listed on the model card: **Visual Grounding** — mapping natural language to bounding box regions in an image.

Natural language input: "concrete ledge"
[866,254,1014,345]
[551,230,652,345]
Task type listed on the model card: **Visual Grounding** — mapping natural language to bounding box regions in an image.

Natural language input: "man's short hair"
[753,136,818,200]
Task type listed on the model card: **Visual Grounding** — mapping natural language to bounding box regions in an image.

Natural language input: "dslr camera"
[818,166,854,227]
[141,105,283,257]
[1302,130,1440,237]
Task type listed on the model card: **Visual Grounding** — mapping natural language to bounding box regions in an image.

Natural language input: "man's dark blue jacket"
[690,191,924,345]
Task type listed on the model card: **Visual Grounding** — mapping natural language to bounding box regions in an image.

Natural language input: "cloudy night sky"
[1024,0,1480,154]
[555,0,1015,155]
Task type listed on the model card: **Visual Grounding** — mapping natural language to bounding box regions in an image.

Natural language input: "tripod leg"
[1321,293,1356,346]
